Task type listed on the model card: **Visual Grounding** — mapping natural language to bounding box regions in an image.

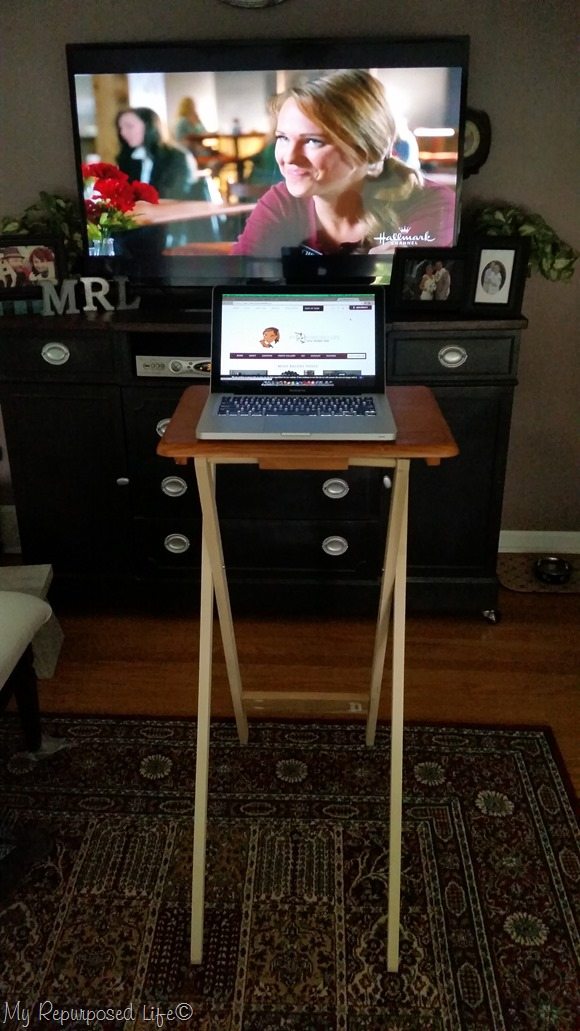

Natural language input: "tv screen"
[66,36,469,299]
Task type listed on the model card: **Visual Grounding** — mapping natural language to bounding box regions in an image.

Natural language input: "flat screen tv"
[66,36,469,303]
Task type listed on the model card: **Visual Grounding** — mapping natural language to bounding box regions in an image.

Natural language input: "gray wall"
[1,0,578,531]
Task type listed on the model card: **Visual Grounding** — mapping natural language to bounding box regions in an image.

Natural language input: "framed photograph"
[390,248,468,315]
[0,235,64,300]
[467,237,530,316]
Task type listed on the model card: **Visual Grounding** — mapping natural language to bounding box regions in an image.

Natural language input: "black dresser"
[0,310,525,618]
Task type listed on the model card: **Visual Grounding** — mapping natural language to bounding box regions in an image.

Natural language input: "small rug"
[497,553,579,593]
[1,716,579,1031]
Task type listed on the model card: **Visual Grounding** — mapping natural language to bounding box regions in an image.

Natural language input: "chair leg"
[3,646,42,751]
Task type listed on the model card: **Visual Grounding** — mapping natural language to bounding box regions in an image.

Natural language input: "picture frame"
[0,235,64,300]
[467,236,530,317]
[389,248,468,315]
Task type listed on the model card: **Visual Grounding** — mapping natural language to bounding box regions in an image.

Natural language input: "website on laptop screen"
[217,292,377,389]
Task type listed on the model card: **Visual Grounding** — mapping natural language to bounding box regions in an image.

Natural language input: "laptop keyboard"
[218,396,377,417]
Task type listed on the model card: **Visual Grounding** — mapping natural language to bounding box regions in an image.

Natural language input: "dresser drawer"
[124,387,200,514]
[221,518,384,575]
[216,466,384,519]
[131,466,201,517]
[0,329,117,382]
[132,517,201,577]
[387,331,520,382]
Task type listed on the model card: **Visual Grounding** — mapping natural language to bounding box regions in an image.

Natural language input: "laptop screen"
[211,286,385,395]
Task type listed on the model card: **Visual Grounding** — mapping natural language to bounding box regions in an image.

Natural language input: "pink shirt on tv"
[231,179,456,257]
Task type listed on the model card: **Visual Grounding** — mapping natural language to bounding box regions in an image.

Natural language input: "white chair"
[0,591,52,751]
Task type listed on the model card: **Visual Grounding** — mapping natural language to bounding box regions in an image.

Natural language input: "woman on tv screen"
[116,106,198,200]
[231,69,455,258]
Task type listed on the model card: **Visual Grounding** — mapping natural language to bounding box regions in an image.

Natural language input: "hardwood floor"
[34,579,580,795]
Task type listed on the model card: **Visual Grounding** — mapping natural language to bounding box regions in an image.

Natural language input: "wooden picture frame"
[0,235,64,300]
[467,236,530,317]
[389,248,468,315]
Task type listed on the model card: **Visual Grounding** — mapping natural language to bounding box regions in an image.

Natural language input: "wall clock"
[462,108,492,178]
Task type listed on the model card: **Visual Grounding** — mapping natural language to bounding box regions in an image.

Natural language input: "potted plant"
[0,191,83,274]
[462,201,578,282]
[1,168,160,271]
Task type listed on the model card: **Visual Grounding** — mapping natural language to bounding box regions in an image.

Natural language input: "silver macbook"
[196,284,397,441]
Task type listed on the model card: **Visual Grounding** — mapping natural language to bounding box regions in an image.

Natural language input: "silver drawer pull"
[161,475,188,497]
[322,477,350,500]
[41,342,70,366]
[164,533,191,554]
[438,345,468,368]
[383,475,392,490]
[321,535,349,557]
[156,418,171,437]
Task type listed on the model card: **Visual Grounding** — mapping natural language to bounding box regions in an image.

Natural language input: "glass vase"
[89,236,115,257]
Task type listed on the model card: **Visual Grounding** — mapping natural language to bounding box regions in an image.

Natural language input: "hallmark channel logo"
[373,227,436,247]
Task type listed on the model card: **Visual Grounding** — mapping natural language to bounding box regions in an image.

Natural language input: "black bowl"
[533,555,572,585]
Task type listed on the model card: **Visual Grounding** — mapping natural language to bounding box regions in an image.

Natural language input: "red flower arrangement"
[82,162,159,246]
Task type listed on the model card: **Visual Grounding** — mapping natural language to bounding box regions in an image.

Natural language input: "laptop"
[196,284,397,441]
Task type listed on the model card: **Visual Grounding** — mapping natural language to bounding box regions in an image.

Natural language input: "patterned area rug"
[497,553,579,593]
[1,717,578,1031]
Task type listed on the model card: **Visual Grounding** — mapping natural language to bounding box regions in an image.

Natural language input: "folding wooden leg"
[190,526,214,964]
[362,458,409,973]
[366,460,409,748]
[387,464,408,973]
[190,455,409,970]
[194,458,248,744]
[191,458,248,964]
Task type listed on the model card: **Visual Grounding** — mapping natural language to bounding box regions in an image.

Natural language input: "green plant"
[465,202,578,282]
[0,191,83,273]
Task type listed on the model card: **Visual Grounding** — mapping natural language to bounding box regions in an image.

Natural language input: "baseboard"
[0,504,21,553]
[499,530,580,554]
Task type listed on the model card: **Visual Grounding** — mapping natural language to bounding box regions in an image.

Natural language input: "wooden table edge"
[157,384,459,468]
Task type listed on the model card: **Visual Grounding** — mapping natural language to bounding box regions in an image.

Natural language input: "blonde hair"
[177,96,199,120]
[271,69,422,245]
